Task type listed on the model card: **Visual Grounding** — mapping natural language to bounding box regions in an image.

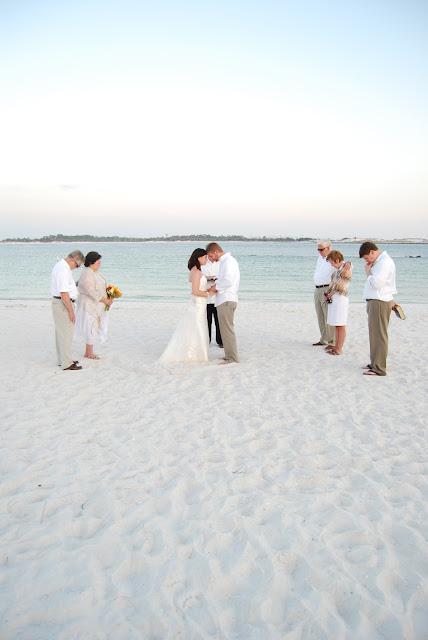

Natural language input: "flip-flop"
[363,370,380,376]
[325,345,335,351]
[361,365,372,370]
[85,355,101,360]
[327,349,342,355]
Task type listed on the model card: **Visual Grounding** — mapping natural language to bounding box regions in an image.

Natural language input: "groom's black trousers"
[207,303,223,345]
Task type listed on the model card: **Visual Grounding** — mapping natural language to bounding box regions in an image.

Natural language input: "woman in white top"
[74,252,113,359]
[154,248,216,368]
[324,250,352,355]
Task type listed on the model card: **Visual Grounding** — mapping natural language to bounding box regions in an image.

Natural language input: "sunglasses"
[317,248,327,252]
[73,259,81,268]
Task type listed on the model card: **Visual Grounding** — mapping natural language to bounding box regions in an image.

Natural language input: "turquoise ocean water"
[0,241,427,304]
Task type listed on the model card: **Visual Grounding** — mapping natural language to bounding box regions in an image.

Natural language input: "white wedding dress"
[153,275,209,369]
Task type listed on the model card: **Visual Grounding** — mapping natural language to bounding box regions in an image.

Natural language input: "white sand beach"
[1,300,427,640]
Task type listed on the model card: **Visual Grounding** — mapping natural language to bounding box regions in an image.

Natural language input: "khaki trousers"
[52,298,75,369]
[217,301,238,363]
[314,286,335,345]
[367,299,393,376]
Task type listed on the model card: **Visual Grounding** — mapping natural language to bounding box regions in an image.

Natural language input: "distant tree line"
[1,233,309,243]
[2,233,424,243]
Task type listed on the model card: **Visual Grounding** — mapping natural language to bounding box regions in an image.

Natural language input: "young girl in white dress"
[153,248,216,368]
[324,250,352,355]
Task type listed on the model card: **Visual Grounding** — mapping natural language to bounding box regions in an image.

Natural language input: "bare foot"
[84,344,97,359]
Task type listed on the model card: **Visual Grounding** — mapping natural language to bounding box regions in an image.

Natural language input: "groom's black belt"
[53,296,76,303]
[315,284,329,288]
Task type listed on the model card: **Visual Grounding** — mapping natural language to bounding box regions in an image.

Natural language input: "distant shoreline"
[1,234,427,244]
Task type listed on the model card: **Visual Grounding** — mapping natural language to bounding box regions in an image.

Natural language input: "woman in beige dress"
[74,252,113,359]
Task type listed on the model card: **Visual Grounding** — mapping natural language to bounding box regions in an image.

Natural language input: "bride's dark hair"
[188,248,207,271]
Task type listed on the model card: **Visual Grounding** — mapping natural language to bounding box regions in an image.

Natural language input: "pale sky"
[1,0,427,239]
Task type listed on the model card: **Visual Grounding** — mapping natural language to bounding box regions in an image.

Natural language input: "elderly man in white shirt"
[50,250,84,370]
[313,239,336,346]
[206,242,240,364]
[201,257,223,348]
[359,241,397,377]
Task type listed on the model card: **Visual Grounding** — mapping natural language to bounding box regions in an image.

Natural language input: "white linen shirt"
[201,259,219,304]
[50,259,78,298]
[215,253,240,307]
[363,251,397,301]
[314,255,336,286]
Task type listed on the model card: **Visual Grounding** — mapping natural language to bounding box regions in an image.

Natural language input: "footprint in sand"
[273,551,309,584]
[141,529,165,556]
[174,590,218,636]
[67,517,106,539]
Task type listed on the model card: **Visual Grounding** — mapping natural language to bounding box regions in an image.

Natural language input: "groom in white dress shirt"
[206,242,240,364]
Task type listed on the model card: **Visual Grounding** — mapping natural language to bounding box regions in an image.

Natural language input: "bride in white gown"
[154,249,216,369]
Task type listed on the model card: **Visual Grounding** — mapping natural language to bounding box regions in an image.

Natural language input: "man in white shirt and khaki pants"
[313,239,336,347]
[206,242,240,364]
[50,250,84,370]
[359,241,397,376]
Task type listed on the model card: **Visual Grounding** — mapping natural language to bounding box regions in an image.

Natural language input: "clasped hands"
[364,262,372,276]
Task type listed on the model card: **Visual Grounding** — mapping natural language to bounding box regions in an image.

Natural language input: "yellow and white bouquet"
[105,284,122,310]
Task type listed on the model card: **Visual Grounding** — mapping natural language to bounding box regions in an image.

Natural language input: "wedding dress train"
[153,275,209,369]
